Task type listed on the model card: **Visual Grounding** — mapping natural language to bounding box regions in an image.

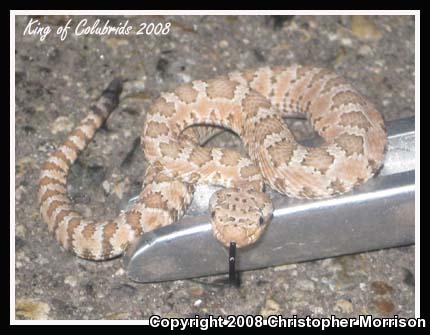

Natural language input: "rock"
[64,275,78,287]
[15,223,27,239]
[16,237,25,250]
[274,264,297,272]
[16,298,51,320]
[291,290,304,300]
[156,58,169,76]
[313,306,324,315]
[219,40,229,49]
[372,298,395,315]
[178,73,191,83]
[265,15,295,30]
[111,284,137,298]
[403,268,415,287]
[189,285,204,297]
[35,105,46,113]
[50,298,76,316]
[83,282,96,298]
[15,185,27,203]
[358,45,373,56]
[16,250,30,265]
[351,16,382,41]
[296,279,315,292]
[102,180,111,194]
[37,141,55,152]
[113,179,129,199]
[321,258,342,273]
[340,38,353,46]
[371,281,394,295]
[51,116,74,134]
[105,37,129,50]
[16,157,36,179]
[274,264,297,271]
[105,312,130,319]
[334,299,353,313]
[260,298,280,317]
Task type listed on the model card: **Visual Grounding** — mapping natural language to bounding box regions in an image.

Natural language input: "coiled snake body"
[38,65,387,260]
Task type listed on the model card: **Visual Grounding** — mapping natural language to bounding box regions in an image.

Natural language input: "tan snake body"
[38,65,387,260]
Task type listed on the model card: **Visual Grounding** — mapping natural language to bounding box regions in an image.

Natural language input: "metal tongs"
[124,117,415,283]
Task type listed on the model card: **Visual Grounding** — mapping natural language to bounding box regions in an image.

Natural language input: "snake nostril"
[259,216,264,226]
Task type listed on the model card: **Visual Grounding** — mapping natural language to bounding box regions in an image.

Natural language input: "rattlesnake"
[38,65,387,261]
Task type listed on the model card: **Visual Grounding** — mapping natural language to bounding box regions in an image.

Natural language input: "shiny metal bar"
[124,117,415,283]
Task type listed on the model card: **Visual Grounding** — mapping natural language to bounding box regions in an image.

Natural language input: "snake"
[38,65,387,261]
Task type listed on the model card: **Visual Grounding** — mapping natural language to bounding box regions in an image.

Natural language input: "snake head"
[209,188,273,248]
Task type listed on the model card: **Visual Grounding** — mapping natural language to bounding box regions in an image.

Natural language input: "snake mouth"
[212,222,266,248]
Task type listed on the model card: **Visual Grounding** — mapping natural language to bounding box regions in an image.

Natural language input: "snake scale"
[38,65,387,260]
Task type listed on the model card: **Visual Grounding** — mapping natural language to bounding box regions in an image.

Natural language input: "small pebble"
[219,40,229,48]
[372,298,395,315]
[16,157,36,179]
[190,286,204,297]
[341,38,353,46]
[64,275,78,287]
[105,37,129,49]
[358,45,373,56]
[296,279,315,292]
[274,264,297,272]
[260,298,280,317]
[371,281,394,295]
[15,185,26,203]
[16,299,51,320]
[15,224,27,239]
[178,73,191,83]
[403,268,415,287]
[113,179,128,199]
[313,306,324,315]
[102,180,111,194]
[51,116,74,134]
[351,16,382,41]
[35,105,46,113]
[105,312,130,320]
[334,299,353,313]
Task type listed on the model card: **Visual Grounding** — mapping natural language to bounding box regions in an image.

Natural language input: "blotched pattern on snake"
[38,65,387,260]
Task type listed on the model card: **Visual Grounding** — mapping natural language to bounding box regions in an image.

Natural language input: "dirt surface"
[14,15,415,320]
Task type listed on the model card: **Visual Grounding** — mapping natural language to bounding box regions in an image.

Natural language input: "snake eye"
[259,216,264,226]
[211,211,216,219]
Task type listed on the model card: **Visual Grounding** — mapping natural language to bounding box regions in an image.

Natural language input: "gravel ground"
[14,14,415,320]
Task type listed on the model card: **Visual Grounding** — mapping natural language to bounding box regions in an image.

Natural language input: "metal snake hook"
[229,242,240,287]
